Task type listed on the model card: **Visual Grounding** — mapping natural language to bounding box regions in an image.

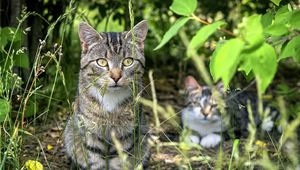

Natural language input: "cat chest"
[187,120,223,136]
[78,112,135,137]
[182,110,224,136]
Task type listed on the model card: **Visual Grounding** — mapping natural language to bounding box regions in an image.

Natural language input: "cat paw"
[200,134,221,148]
[186,135,200,144]
[262,116,274,132]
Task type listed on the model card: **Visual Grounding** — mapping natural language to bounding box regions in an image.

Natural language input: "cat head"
[78,20,148,92]
[184,76,224,122]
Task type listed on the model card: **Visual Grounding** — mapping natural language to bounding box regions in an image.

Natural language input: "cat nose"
[112,76,121,83]
[202,106,211,116]
[202,112,209,117]
[110,68,122,83]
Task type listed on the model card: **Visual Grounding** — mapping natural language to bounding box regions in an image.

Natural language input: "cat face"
[184,76,223,122]
[78,21,148,92]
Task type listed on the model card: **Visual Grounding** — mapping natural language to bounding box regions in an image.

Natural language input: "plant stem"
[191,14,236,37]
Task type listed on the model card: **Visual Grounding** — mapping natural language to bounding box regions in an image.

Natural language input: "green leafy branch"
[154,0,300,95]
[154,0,234,51]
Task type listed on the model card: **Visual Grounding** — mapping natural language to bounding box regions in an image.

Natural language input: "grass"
[0,1,77,169]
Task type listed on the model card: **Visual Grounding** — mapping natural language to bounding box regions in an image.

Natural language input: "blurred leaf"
[14,53,30,68]
[0,98,10,122]
[0,37,7,49]
[249,43,277,94]
[261,12,273,28]
[228,139,240,170]
[275,83,294,95]
[279,35,300,61]
[265,24,289,36]
[188,21,226,56]
[238,55,252,76]
[0,28,8,48]
[179,141,192,151]
[274,5,292,25]
[239,55,256,81]
[210,38,244,88]
[25,160,43,170]
[270,0,282,6]
[209,42,224,81]
[289,10,300,30]
[23,100,38,118]
[241,15,264,50]
[170,0,197,16]
[1,27,22,42]
[154,17,190,50]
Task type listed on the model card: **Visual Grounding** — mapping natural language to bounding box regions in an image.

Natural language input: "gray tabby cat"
[182,76,279,148]
[64,20,149,170]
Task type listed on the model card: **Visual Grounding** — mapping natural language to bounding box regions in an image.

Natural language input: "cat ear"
[125,20,148,44]
[185,76,202,92]
[78,22,103,53]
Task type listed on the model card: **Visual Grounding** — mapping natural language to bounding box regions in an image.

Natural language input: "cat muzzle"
[109,68,122,83]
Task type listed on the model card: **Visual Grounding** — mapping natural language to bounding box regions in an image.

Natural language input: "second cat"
[181,76,279,148]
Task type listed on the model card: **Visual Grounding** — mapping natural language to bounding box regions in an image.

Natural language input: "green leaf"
[270,0,282,6]
[238,53,255,81]
[265,24,289,36]
[0,36,7,49]
[0,98,11,122]
[240,15,264,50]
[289,10,300,30]
[23,100,38,118]
[0,27,8,48]
[249,43,277,94]
[274,5,292,25]
[261,12,273,29]
[279,35,300,61]
[238,55,252,76]
[170,0,197,16]
[244,71,255,82]
[187,21,226,56]
[154,17,190,50]
[1,27,22,42]
[14,53,30,68]
[210,38,244,88]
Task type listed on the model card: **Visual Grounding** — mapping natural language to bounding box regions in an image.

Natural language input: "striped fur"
[182,76,279,148]
[64,21,149,169]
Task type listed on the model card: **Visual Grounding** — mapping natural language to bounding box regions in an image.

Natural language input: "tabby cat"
[64,20,149,169]
[181,76,279,148]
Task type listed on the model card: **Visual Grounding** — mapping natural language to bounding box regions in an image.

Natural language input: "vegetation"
[0,0,299,169]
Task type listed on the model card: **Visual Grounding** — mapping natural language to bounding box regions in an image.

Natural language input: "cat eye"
[96,58,108,67]
[122,58,134,67]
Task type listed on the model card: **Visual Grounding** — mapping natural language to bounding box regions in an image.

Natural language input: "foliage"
[154,17,190,50]
[154,0,300,169]
[155,0,300,95]
[0,27,29,69]
[0,98,11,122]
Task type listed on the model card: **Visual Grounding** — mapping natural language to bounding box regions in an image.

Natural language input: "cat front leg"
[200,133,221,148]
[186,134,200,144]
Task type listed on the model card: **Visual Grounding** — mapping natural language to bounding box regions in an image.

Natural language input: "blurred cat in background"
[181,76,279,148]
